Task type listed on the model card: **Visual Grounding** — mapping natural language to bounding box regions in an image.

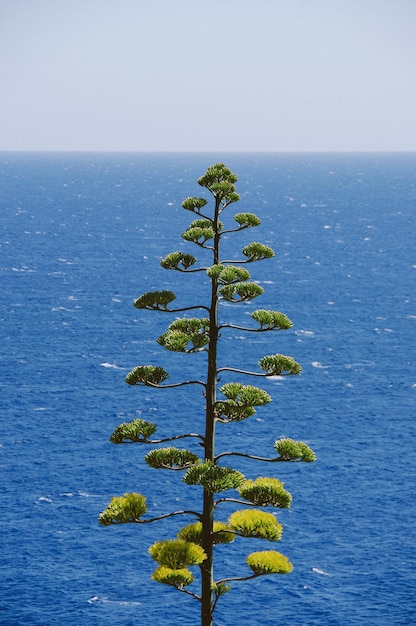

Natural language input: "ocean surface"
[1,152,415,626]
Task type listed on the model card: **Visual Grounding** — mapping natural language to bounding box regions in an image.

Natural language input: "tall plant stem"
[201,196,221,626]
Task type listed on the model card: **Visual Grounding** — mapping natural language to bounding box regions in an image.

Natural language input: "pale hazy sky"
[1,0,415,152]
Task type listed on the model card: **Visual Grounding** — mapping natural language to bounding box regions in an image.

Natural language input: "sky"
[0,0,415,152]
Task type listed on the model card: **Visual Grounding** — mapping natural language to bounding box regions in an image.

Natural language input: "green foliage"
[157,329,192,352]
[197,163,240,206]
[239,477,292,508]
[215,383,271,422]
[134,290,176,310]
[182,225,215,245]
[206,264,252,284]
[189,218,224,231]
[251,309,293,331]
[198,163,238,188]
[110,418,157,443]
[157,318,210,352]
[151,565,194,588]
[149,539,207,568]
[145,447,201,470]
[99,493,147,525]
[274,438,316,462]
[218,265,251,284]
[160,251,197,271]
[206,264,224,279]
[189,218,214,229]
[246,551,293,575]
[228,509,283,542]
[215,404,255,422]
[233,212,261,228]
[181,196,208,213]
[242,242,275,261]
[220,383,271,405]
[125,365,169,386]
[183,462,246,493]
[178,521,235,545]
[171,318,210,334]
[220,282,264,302]
[258,354,302,376]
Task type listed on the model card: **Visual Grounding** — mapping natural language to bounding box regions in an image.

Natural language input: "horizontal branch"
[220,225,250,236]
[217,366,295,378]
[214,451,285,463]
[144,380,207,390]
[214,573,260,585]
[152,304,210,314]
[214,497,263,509]
[219,324,274,333]
[118,433,205,445]
[216,367,267,377]
[220,259,257,265]
[165,267,208,274]
[135,509,203,524]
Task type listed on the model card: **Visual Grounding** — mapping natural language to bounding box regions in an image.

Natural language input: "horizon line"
[1,149,415,155]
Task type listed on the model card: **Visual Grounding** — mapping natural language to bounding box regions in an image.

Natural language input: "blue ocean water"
[1,152,415,626]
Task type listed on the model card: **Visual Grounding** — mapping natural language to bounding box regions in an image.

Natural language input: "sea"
[1,152,415,626]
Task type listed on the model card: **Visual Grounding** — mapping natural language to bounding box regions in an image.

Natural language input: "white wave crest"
[312,567,331,576]
[311,361,329,369]
[87,596,141,606]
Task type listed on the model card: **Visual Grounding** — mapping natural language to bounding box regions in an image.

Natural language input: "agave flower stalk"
[99,164,316,626]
